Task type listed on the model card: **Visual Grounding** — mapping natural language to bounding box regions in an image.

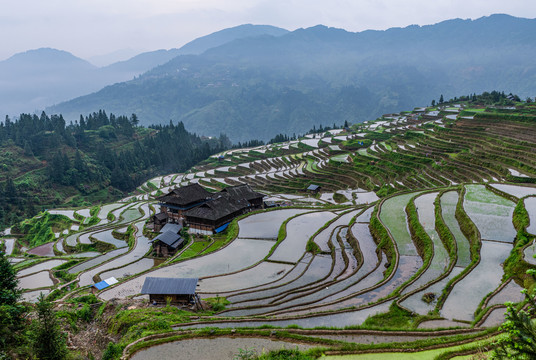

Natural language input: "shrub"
[101,342,123,360]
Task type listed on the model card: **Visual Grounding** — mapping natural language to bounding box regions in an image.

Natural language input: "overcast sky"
[1,0,535,62]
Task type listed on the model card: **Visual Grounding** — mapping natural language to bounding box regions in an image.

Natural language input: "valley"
[3,95,535,359]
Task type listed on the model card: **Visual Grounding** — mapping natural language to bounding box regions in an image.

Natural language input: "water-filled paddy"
[18,271,54,289]
[69,251,101,258]
[99,258,155,281]
[270,211,336,263]
[180,301,391,329]
[480,307,507,328]
[17,259,67,277]
[68,247,128,274]
[463,185,516,242]
[99,237,276,300]
[402,193,449,294]
[441,240,511,321]
[79,221,151,286]
[524,240,536,265]
[489,184,536,198]
[290,255,387,316]
[487,280,524,306]
[26,242,55,257]
[226,258,312,303]
[314,210,359,252]
[525,197,536,235]
[98,203,125,221]
[340,255,421,308]
[131,337,315,360]
[303,254,419,314]
[91,229,128,248]
[198,261,293,293]
[223,255,333,314]
[400,267,463,315]
[22,289,51,302]
[117,206,143,225]
[48,209,76,220]
[441,191,471,267]
[301,138,320,148]
[76,208,91,219]
[3,238,15,255]
[380,193,421,256]
[237,209,310,239]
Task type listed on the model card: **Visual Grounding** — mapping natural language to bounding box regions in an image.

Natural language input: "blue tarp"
[93,280,109,290]
[93,277,118,290]
[214,222,230,233]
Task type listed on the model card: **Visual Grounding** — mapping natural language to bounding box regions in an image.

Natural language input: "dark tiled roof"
[158,184,210,207]
[160,223,182,234]
[155,212,168,221]
[185,193,247,221]
[221,184,264,202]
[153,231,184,249]
[141,277,198,295]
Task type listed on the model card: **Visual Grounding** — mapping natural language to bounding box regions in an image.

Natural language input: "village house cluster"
[151,183,264,256]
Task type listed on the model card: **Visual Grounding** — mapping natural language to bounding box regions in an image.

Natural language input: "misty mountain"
[177,24,289,54]
[0,48,98,115]
[46,14,536,142]
[88,48,143,67]
[0,24,288,116]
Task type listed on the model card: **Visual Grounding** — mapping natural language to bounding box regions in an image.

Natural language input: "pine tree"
[31,293,67,360]
[0,251,25,353]
[494,278,536,359]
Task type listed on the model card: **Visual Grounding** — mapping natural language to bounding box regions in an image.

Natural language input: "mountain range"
[3,15,536,142]
[0,24,288,116]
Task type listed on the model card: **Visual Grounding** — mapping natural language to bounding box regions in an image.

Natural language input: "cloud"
[0,0,535,60]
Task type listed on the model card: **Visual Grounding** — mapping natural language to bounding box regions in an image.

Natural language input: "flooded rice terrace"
[131,337,315,360]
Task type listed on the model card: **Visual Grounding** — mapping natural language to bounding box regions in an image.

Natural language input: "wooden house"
[153,212,168,232]
[155,184,211,224]
[184,193,248,235]
[141,277,198,304]
[220,184,265,209]
[152,231,185,257]
[155,183,265,235]
[307,184,321,194]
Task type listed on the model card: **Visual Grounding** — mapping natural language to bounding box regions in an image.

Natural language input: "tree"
[431,99,436,106]
[0,251,25,354]
[439,94,444,104]
[493,274,536,359]
[31,293,67,360]
[130,113,139,127]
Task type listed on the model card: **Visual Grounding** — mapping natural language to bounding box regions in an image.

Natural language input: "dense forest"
[0,110,228,229]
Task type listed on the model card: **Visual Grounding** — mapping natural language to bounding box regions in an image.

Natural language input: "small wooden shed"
[141,277,198,304]
[151,231,185,257]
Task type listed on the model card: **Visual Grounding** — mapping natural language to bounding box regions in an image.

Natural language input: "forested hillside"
[0,111,227,229]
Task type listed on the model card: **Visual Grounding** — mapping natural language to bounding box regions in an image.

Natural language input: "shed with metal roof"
[141,277,198,304]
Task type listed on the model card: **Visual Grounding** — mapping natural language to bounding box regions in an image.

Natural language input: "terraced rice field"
[526,196,536,235]
[463,185,516,242]
[6,103,536,358]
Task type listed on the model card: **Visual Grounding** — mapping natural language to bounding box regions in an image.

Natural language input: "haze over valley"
[2,2,536,360]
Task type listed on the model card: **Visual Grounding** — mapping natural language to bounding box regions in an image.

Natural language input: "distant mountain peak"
[4,47,95,67]
[177,24,289,55]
